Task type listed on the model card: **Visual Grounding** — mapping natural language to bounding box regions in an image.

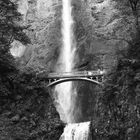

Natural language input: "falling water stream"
[54,0,91,139]
[54,0,76,123]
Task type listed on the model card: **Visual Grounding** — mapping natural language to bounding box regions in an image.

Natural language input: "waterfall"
[53,0,91,139]
[60,122,91,140]
[54,0,76,123]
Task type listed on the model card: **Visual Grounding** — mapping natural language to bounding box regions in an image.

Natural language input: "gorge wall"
[14,0,136,121]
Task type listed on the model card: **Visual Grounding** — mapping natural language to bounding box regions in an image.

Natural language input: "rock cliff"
[13,0,136,121]
[14,0,135,72]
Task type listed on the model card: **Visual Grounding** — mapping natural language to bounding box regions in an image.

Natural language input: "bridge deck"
[37,70,105,79]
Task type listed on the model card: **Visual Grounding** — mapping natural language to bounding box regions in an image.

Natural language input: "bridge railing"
[37,70,106,79]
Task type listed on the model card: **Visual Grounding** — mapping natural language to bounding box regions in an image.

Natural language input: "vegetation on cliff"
[0,0,64,139]
[91,1,140,140]
[1,0,140,139]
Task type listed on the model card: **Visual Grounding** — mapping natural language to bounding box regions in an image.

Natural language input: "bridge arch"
[47,77,102,87]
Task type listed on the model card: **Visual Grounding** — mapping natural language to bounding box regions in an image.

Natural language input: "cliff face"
[14,0,62,72]
[71,0,136,121]
[73,0,135,71]
[15,0,135,72]
[14,0,136,121]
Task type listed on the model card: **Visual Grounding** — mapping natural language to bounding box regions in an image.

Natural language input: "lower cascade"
[60,122,91,140]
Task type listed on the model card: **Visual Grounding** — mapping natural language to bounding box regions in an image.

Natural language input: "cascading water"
[54,0,76,123]
[60,122,91,140]
[53,0,91,139]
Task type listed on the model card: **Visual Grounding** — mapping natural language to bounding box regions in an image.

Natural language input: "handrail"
[37,70,106,79]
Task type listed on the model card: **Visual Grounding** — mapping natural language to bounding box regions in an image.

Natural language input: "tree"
[0,0,30,74]
[0,0,30,110]
[128,0,140,28]
[91,1,140,139]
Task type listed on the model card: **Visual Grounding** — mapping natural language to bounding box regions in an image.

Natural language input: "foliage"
[0,0,30,49]
[0,1,64,139]
[88,1,140,139]
[0,0,30,109]
[0,67,64,140]
[91,29,140,140]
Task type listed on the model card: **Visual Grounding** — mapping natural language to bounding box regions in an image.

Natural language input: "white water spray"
[54,0,76,123]
[53,0,91,139]
[60,122,91,140]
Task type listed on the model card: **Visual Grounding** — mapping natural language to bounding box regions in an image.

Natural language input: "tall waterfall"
[53,0,91,139]
[54,0,76,123]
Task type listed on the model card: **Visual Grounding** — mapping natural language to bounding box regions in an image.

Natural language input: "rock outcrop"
[12,0,137,122]
[71,0,136,121]
[13,0,135,73]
